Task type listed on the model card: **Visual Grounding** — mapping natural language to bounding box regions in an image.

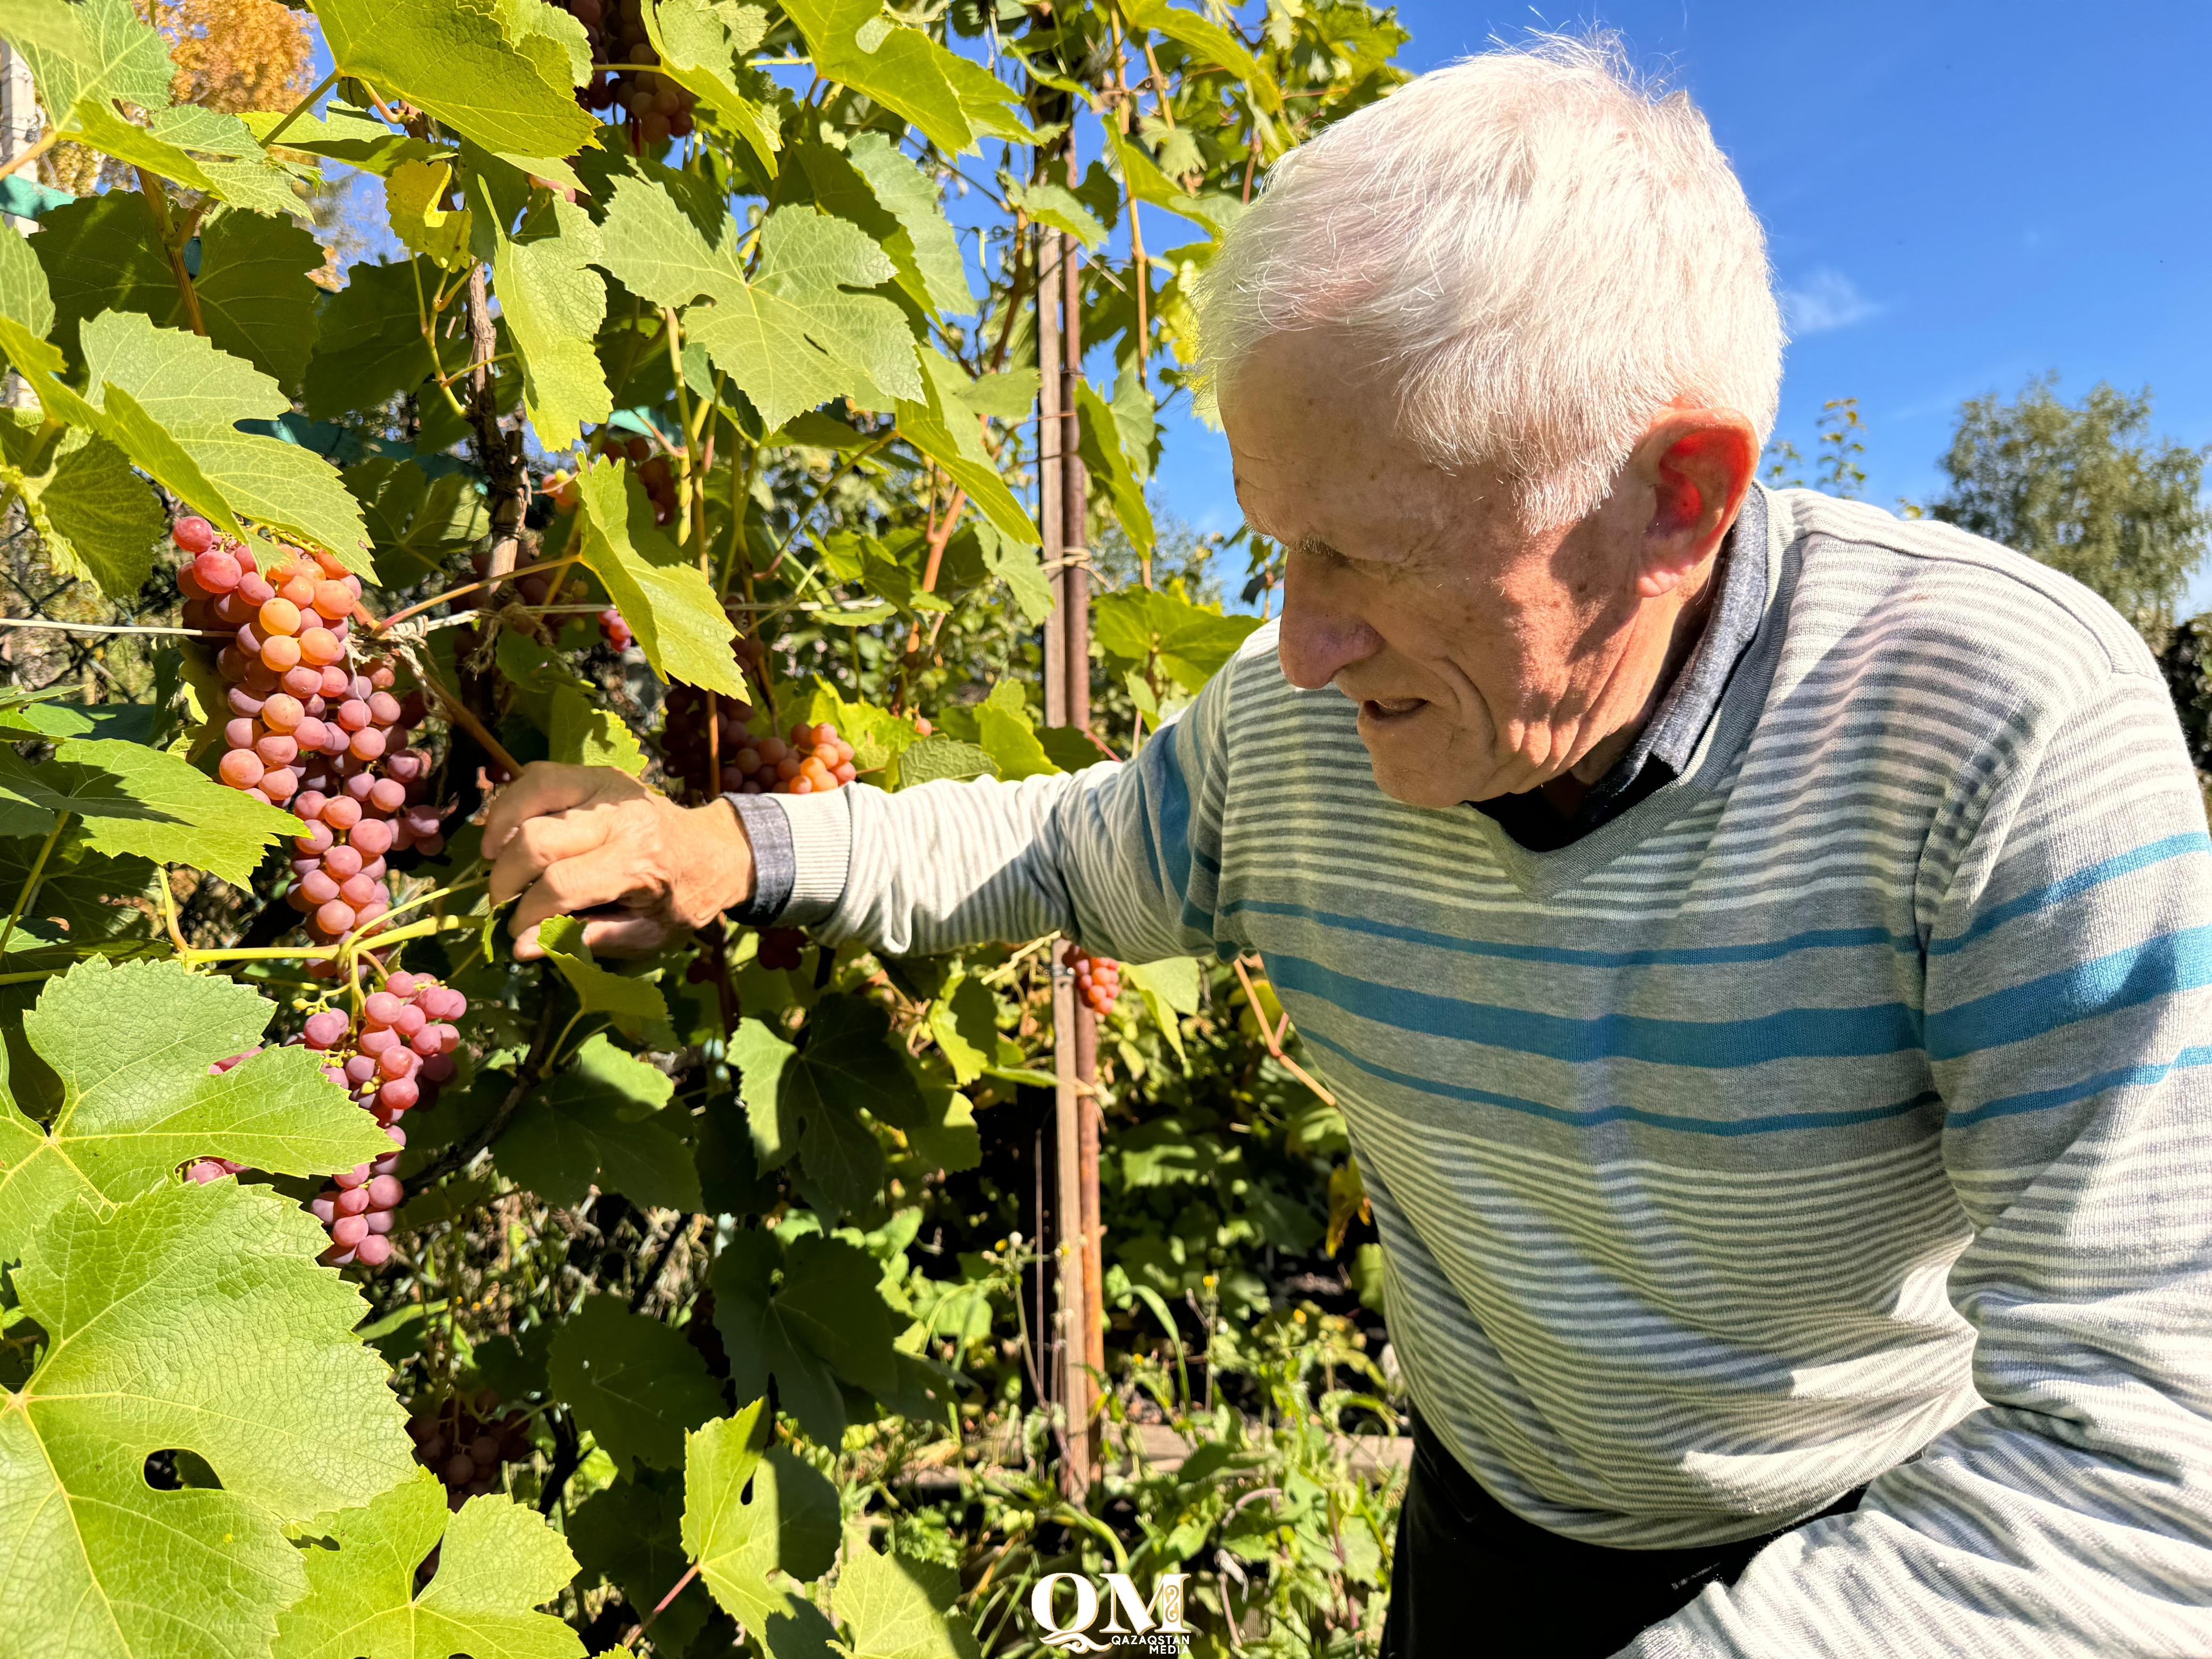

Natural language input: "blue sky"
[1144,1,2212,601]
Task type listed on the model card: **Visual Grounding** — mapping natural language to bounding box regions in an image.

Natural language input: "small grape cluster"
[661,682,756,798]
[598,608,633,650]
[1069,946,1121,1016]
[564,0,698,148]
[174,516,452,951]
[298,971,468,1266]
[406,1388,535,1509]
[756,927,807,972]
[730,722,858,798]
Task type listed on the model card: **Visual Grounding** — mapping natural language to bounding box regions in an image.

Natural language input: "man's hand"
[482,763,754,960]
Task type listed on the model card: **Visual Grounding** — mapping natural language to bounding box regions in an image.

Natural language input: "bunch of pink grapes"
[299,970,468,1267]
[173,515,452,953]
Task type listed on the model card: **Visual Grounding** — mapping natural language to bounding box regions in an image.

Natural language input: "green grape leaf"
[834,1532,982,1659]
[789,136,970,320]
[0,735,305,885]
[781,0,968,154]
[270,1468,584,1659]
[925,974,999,1087]
[0,1179,416,1659]
[569,1467,716,1652]
[189,207,329,393]
[59,309,373,574]
[0,830,153,941]
[729,993,916,1216]
[1124,956,1202,1068]
[1006,181,1107,251]
[889,735,996,789]
[311,0,601,189]
[641,0,782,175]
[547,1295,726,1479]
[306,260,439,420]
[534,913,673,1024]
[1076,377,1155,552]
[496,197,611,451]
[755,207,919,406]
[895,346,1039,549]
[970,680,1058,782]
[1,0,89,56]
[496,1035,698,1210]
[387,157,475,272]
[27,190,174,366]
[242,100,450,175]
[683,1403,849,1654]
[0,421,166,598]
[0,957,396,1259]
[1092,585,1264,694]
[1120,0,1281,110]
[573,454,744,694]
[709,1228,900,1447]
[346,458,489,586]
[549,683,648,774]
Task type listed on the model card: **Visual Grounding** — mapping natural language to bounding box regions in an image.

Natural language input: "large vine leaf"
[894,347,1039,549]
[755,208,920,406]
[0,830,153,941]
[709,1228,899,1445]
[780,0,1021,155]
[0,414,165,597]
[0,957,396,1259]
[495,1033,699,1210]
[495,197,611,451]
[568,1468,717,1653]
[27,191,175,366]
[843,133,973,319]
[189,208,330,394]
[572,455,744,694]
[305,260,440,421]
[640,0,781,175]
[309,0,600,189]
[534,912,674,1026]
[728,993,920,1216]
[0,1179,416,1659]
[835,1532,982,1659]
[682,1404,844,1658]
[0,735,306,885]
[270,1468,584,1659]
[1120,0,1281,110]
[1092,584,1264,694]
[1076,377,1156,552]
[546,1296,726,1479]
[78,311,375,574]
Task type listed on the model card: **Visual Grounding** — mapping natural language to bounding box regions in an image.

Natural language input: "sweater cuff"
[719,789,853,928]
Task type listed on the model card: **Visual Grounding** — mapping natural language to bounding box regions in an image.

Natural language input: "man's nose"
[1276,559,1381,691]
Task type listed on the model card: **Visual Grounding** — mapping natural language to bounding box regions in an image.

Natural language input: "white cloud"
[1779,268,1882,336]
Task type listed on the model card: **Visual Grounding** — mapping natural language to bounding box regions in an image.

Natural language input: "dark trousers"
[1379,1411,1863,1658]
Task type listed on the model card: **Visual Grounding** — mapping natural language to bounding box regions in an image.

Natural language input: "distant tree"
[1761,397,1868,499]
[1932,375,2209,642]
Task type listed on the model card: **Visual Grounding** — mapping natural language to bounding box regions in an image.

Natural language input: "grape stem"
[622,1564,702,1649]
[376,556,586,633]
[391,640,525,778]
[261,69,340,147]
[1230,954,1336,1106]
[0,810,69,959]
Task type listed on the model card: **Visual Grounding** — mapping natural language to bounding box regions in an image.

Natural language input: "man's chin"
[1362,749,1485,811]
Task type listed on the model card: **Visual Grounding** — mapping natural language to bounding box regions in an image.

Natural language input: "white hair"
[1196,33,1784,530]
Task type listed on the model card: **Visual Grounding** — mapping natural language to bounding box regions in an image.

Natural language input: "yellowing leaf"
[271,1469,584,1659]
[386,157,474,272]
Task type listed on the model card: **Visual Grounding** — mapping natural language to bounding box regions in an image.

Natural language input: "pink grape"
[304,1010,350,1049]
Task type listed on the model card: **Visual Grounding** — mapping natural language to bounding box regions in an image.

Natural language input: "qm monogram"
[1029,1571,1194,1654]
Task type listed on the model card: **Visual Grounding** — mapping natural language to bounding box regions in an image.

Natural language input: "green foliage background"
[0,3,1409,1655]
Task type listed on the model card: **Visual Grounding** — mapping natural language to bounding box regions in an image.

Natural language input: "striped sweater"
[759,485,2212,1657]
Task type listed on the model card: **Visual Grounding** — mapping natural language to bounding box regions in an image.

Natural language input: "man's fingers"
[481,763,616,861]
[575,914,677,958]
[488,808,615,904]
[508,842,651,940]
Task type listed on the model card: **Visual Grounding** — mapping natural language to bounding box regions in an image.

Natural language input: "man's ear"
[1629,409,1758,598]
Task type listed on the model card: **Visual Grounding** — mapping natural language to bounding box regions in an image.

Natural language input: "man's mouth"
[1359,697,1428,724]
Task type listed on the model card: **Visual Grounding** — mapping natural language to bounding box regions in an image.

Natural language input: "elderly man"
[484,37,2212,1659]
